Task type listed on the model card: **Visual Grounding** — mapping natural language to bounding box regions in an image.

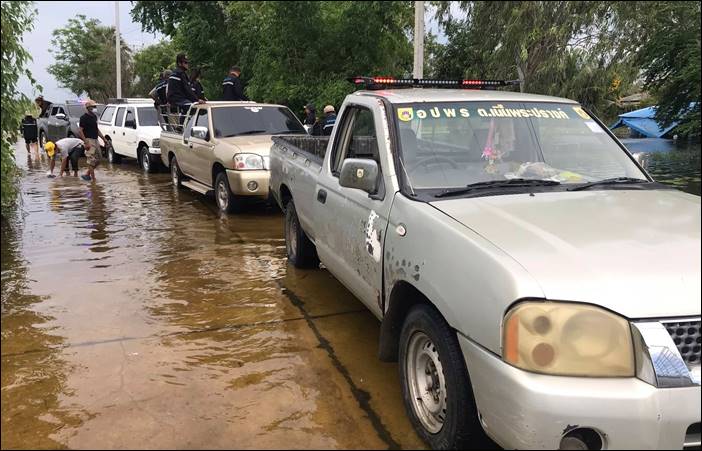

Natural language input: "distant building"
[609,103,697,138]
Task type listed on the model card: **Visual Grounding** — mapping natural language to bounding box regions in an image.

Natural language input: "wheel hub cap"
[218,181,228,210]
[407,332,446,433]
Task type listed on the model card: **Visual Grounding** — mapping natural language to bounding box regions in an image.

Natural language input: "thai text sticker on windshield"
[397,105,572,121]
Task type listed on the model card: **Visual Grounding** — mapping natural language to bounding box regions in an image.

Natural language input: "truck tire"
[107,140,121,164]
[171,156,184,188]
[139,144,158,173]
[284,199,319,268]
[214,172,242,214]
[399,304,490,450]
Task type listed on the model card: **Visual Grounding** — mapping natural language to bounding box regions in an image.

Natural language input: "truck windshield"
[67,105,87,117]
[395,101,647,190]
[137,108,160,126]
[211,106,305,138]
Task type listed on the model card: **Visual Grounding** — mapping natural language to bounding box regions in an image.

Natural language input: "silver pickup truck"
[270,78,701,450]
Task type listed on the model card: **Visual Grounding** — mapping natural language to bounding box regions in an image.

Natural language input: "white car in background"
[98,98,163,173]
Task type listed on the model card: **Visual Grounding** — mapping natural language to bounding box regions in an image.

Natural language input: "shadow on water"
[622,139,701,195]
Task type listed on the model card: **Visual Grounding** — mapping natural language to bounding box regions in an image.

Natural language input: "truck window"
[101,106,116,123]
[67,105,85,117]
[136,108,159,126]
[114,107,126,127]
[195,109,209,129]
[331,107,379,175]
[183,108,199,139]
[210,106,305,138]
[125,109,136,128]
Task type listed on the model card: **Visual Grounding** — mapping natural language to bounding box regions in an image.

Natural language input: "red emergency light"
[348,76,519,90]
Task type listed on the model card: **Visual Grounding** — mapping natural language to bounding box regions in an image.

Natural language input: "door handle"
[317,189,327,204]
[122,132,125,136]
[189,143,193,149]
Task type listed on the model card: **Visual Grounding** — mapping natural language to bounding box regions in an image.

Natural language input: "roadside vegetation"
[1,1,38,218]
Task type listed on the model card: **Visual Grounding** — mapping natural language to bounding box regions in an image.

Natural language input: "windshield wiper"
[434,178,561,198]
[567,177,650,192]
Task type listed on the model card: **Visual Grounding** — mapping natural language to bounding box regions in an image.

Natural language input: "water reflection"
[622,139,701,195]
[1,215,86,449]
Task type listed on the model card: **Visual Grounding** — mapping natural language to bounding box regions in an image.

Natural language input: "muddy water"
[2,144,425,450]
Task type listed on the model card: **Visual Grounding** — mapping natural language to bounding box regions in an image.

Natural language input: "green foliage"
[629,2,700,137]
[132,1,413,116]
[48,15,133,102]
[1,1,39,217]
[132,40,178,96]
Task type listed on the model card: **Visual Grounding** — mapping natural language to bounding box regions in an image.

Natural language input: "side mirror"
[55,113,67,120]
[339,158,379,194]
[191,126,209,141]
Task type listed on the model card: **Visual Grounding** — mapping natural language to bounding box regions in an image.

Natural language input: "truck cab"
[270,77,701,450]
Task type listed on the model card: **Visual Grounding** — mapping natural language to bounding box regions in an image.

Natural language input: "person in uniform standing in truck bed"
[167,53,203,126]
[222,66,248,101]
[78,100,106,182]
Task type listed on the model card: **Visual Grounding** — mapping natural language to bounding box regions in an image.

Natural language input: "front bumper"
[225,169,269,197]
[459,335,701,449]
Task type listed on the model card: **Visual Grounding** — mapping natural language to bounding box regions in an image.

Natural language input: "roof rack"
[107,98,153,104]
[348,76,521,90]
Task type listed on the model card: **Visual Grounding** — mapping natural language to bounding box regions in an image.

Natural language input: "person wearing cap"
[222,66,248,101]
[322,105,337,136]
[78,100,106,182]
[302,103,318,134]
[45,138,84,177]
[167,53,203,122]
[149,69,172,125]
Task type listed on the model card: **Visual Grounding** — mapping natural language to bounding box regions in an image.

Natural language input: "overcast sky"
[18,1,163,103]
[18,1,450,104]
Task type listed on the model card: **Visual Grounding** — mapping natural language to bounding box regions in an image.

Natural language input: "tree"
[627,1,701,137]
[132,40,178,97]
[131,1,413,115]
[430,1,641,120]
[2,1,39,217]
[48,15,133,102]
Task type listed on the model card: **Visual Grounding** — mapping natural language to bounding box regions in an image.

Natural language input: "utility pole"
[115,1,122,98]
[413,1,424,79]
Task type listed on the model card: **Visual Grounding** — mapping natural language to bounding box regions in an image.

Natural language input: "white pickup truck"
[270,77,701,450]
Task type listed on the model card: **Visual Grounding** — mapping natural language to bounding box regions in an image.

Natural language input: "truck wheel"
[107,141,121,164]
[285,199,319,268]
[399,304,489,450]
[215,172,242,214]
[171,156,184,187]
[139,145,157,173]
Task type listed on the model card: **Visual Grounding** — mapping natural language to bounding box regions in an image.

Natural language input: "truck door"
[123,108,138,157]
[111,107,126,154]
[178,107,199,177]
[313,99,395,317]
[188,108,216,185]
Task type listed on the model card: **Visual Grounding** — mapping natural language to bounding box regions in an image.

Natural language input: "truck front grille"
[665,320,701,366]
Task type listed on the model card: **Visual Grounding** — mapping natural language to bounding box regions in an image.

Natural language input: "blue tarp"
[609,103,697,138]
[609,106,677,138]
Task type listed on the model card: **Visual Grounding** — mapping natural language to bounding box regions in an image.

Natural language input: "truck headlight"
[151,138,160,148]
[502,301,635,377]
[233,153,264,170]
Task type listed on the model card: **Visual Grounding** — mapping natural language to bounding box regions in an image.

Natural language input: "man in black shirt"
[78,100,106,182]
[21,114,38,154]
[167,54,204,123]
[222,66,248,101]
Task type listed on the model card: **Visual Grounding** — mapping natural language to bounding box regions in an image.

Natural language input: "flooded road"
[3,139,699,449]
[2,143,426,449]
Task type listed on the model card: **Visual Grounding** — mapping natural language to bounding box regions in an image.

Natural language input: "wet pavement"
[1,143,426,450]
